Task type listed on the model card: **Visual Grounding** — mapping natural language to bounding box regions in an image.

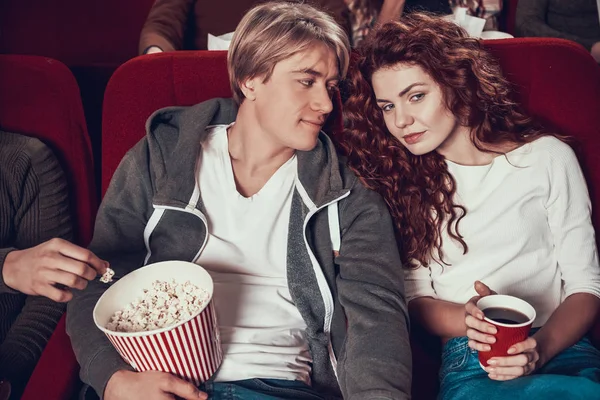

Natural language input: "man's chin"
[294,134,320,152]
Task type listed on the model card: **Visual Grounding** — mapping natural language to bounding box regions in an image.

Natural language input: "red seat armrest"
[21,314,80,400]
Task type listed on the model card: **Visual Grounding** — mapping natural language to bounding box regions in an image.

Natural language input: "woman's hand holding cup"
[484,337,539,380]
[465,282,538,380]
[465,281,497,352]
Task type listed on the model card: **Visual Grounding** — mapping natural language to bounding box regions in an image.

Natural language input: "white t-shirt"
[405,136,600,326]
[195,124,312,384]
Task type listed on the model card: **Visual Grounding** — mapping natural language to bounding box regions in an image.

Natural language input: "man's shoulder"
[0,130,60,174]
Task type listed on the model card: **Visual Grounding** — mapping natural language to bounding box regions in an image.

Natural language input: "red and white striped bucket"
[93,261,223,386]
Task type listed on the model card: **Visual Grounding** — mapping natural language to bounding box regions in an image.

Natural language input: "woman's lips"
[403,131,425,145]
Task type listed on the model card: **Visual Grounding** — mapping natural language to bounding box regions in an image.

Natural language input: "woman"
[338,13,600,399]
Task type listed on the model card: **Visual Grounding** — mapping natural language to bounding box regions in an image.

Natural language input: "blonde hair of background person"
[227,1,350,105]
[67,2,412,400]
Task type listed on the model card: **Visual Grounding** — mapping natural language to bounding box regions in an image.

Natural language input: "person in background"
[72,2,411,400]
[516,0,600,63]
[139,0,410,52]
[0,130,108,399]
[449,0,503,30]
[347,0,452,45]
[139,0,350,54]
[338,12,600,400]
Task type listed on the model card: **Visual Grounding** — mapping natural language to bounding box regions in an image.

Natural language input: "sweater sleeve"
[336,182,411,400]
[0,138,72,394]
[0,248,20,294]
[515,0,596,50]
[404,263,437,303]
[545,141,600,300]
[139,0,195,53]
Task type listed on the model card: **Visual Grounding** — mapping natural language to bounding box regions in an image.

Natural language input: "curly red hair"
[335,13,550,268]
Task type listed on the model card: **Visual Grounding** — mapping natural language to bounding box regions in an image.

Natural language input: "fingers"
[465,315,497,334]
[486,340,539,380]
[465,297,497,351]
[465,298,485,320]
[160,375,207,400]
[43,269,89,291]
[50,238,108,275]
[486,359,537,380]
[37,284,73,303]
[46,253,98,281]
[507,337,537,355]
[474,280,496,297]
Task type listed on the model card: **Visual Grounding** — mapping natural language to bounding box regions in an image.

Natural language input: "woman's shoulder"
[519,135,576,160]
[518,136,582,176]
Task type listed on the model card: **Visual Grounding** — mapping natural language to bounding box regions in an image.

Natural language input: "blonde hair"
[227,1,350,104]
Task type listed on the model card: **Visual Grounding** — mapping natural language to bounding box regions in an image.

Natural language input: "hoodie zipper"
[300,188,351,379]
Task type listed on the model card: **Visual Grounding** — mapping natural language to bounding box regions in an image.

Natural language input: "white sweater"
[405,136,600,326]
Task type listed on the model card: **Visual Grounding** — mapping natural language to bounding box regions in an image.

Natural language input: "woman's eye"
[382,103,394,112]
[410,93,425,102]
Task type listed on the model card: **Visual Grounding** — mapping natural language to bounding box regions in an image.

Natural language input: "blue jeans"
[439,333,600,400]
[80,378,323,400]
[200,379,324,400]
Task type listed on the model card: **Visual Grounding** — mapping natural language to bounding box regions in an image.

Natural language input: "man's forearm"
[533,293,600,366]
[377,0,406,26]
[409,297,466,339]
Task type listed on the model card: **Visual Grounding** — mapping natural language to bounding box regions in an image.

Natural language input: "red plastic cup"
[93,261,223,386]
[476,295,536,368]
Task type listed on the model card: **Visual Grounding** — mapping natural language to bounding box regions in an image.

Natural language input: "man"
[69,3,412,399]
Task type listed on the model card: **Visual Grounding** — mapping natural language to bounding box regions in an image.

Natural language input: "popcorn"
[100,267,115,283]
[106,280,209,333]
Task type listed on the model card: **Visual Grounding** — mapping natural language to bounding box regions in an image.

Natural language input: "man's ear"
[240,77,258,101]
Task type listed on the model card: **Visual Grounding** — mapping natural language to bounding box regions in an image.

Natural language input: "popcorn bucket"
[93,261,223,386]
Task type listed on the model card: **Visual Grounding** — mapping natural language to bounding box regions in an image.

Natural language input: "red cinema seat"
[101,51,342,194]
[0,55,97,400]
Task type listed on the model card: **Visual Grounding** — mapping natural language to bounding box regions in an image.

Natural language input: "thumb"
[166,377,207,400]
[474,280,495,297]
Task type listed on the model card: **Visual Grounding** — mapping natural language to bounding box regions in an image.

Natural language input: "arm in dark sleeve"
[0,141,72,392]
[66,140,155,398]
[336,183,412,400]
[139,0,195,53]
[515,0,596,50]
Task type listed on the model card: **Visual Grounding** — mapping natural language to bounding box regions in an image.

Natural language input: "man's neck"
[227,104,296,197]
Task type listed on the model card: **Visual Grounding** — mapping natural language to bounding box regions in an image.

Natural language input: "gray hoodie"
[66,98,412,400]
